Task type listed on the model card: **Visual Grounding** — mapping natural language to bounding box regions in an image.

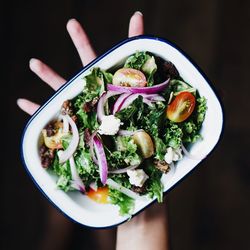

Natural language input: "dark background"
[2,0,250,249]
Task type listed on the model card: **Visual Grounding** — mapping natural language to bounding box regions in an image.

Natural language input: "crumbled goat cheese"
[164,147,183,164]
[99,115,122,135]
[127,169,149,187]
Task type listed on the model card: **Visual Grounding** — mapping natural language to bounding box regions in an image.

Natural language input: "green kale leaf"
[109,188,135,216]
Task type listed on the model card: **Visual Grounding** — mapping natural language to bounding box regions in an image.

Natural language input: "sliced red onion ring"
[107,78,170,94]
[142,97,154,107]
[146,95,166,102]
[58,115,79,164]
[108,164,139,174]
[112,93,131,114]
[93,136,108,185]
[181,143,205,160]
[89,131,98,164]
[97,91,120,121]
[106,178,147,201]
[69,156,85,193]
[118,93,155,111]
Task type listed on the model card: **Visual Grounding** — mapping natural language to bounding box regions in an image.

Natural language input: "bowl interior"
[21,36,223,228]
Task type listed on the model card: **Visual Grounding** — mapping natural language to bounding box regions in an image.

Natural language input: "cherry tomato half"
[87,186,109,204]
[166,91,196,123]
[112,68,147,87]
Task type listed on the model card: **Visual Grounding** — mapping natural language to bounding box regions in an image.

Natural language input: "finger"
[17,98,40,115]
[66,19,97,66]
[29,58,66,90]
[128,11,144,37]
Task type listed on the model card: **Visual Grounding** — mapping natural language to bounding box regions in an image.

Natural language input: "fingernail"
[134,11,143,16]
[29,58,36,65]
[67,18,78,24]
[17,98,23,107]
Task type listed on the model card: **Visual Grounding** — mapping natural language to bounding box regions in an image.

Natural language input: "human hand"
[17,11,144,115]
[116,200,169,250]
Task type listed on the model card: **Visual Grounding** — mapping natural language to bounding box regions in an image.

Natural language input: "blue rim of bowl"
[20,34,225,229]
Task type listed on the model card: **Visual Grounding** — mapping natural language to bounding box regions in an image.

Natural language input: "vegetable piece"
[93,136,108,185]
[87,186,109,204]
[69,157,85,193]
[108,188,135,215]
[107,78,170,94]
[112,68,147,87]
[112,93,131,114]
[58,115,79,164]
[166,91,196,123]
[132,131,154,158]
[108,164,139,174]
[106,178,147,201]
[97,91,120,121]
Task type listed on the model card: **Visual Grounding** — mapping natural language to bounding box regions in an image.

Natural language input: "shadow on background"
[2,0,250,249]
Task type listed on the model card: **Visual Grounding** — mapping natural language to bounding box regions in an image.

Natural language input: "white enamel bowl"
[21,35,224,228]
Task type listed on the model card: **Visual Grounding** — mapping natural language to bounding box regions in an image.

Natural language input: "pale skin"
[17,11,169,250]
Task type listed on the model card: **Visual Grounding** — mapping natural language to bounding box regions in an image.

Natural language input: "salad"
[39,51,207,215]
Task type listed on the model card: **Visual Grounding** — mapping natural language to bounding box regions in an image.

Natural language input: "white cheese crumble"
[127,169,149,187]
[99,115,122,135]
[164,147,183,164]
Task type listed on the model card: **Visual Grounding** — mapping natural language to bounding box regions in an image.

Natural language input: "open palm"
[17,12,144,115]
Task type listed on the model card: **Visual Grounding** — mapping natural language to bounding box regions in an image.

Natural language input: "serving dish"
[21,35,223,228]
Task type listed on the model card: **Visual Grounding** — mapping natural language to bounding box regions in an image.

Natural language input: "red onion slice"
[69,156,85,193]
[146,95,166,102]
[118,93,155,111]
[181,143,205,160]
[93,136,108,185]
[107,78,170,94]
[58,115,79,164]
[112,93,131,114]
[97,91,120,121]
[106,178,147,201]
[108,164,139,174]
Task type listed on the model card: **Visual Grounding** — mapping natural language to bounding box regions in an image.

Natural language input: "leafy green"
[74,148,99,186]
[72,67,112,132]
[145,162,163,202]
[76,109,99,131]
[165,122,183,149]
[51,156,72,191]
[154,137,167,160]
[196,97,207,124]
[170,79,196,95]
[124,51,149,70]
[61,134,72,149]
[109,188,135,215]
[124,51,157,86]
[105,136,141,169]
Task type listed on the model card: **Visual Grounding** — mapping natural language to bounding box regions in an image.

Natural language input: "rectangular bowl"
[21,35,224,228]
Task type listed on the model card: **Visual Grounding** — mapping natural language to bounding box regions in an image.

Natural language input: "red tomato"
[112,68,147,87]
[166,91,196,122]
[87,186,109,204]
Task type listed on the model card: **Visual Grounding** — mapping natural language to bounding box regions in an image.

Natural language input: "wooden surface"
[2,0,250,249]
